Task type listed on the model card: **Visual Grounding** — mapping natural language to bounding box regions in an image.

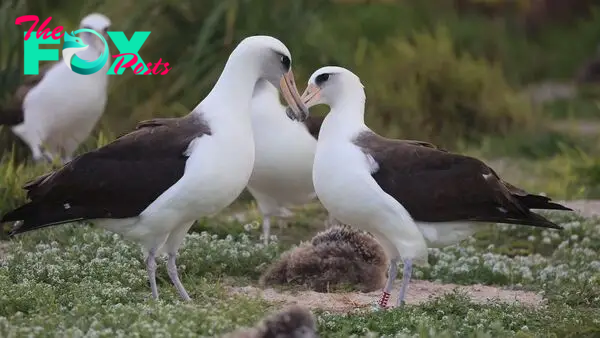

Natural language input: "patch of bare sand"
[560,200,600,219]
[228,280,544,313]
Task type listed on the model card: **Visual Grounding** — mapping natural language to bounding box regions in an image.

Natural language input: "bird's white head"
[300,66,365,112]
[76,13,112,55]
[79,13,111,37]
[227,35,308,121]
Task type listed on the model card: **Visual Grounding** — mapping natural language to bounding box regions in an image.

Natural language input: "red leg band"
[378,291,391,308]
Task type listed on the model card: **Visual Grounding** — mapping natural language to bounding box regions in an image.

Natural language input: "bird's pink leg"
[376,258,399,309]
[146,248,159,300]
[167,252,191,301]
[396,259,413,307]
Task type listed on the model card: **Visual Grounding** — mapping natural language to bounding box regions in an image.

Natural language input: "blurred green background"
[0,0,600,217]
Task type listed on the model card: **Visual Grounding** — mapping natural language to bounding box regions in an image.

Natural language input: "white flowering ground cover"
[0,211,599,337]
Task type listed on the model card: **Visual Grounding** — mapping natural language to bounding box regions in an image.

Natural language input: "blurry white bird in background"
[0,13,112,164]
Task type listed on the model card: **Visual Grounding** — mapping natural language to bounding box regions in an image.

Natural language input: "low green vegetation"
[0,211,598,336]
[360,26,536,147]
[543,97,600,120]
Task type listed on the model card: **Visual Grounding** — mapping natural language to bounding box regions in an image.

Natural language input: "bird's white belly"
[417,221,480,248]
[314,164,390,232]
[248,152,315,205]
[248,118,316,204]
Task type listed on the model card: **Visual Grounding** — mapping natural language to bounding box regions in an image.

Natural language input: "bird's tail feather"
[478,211,563,230]
[514,194,572,211]
[2,203,82,236]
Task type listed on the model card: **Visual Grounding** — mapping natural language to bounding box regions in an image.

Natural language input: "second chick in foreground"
[260,225,388,293]
[222,305,318,338]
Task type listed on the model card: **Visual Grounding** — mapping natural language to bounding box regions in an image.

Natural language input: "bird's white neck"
[194,51,261,135]
[250,79,284,118]
[252,79,280,102]
[319,89,367,141]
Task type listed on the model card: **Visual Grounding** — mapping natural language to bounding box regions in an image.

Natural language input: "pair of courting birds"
[1,11,318,246]
[2,35,571,309]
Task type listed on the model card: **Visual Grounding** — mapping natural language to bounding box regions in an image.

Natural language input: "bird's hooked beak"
[300,83,321,108]
[280,70,309,122]
[285,83,321,121]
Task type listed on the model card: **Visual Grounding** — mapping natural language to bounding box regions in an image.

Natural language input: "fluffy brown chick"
[260,225,387,293]
[222,305,318,338]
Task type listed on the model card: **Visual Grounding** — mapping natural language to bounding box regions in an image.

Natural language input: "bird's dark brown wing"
[303,115,325,140]
[3,113,211,234]
[354,131,567,228]
[399,139,448,152]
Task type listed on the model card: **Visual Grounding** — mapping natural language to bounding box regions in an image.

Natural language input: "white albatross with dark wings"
[298,66,572,309]
[0,13,112,164]
[1,36,308,302]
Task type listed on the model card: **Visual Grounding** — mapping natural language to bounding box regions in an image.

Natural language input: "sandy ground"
[526,81,576,105]
[228,280,544,313]
[547,120,600,136]
[561,200,600,219]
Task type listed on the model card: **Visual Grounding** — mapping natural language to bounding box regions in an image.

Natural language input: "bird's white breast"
[313,139,390,228]
[185,128,256,212]
[141,118,256,231]
[248,107,316,203]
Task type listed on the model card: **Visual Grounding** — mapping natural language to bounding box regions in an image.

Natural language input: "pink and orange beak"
[299,83,322,108]
[279,70,309,122]
[284,83,322,121]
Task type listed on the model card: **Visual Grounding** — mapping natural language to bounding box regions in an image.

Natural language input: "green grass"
[0,210,598,337]
[318,294,600,337]
[465,130,592,160]
[543,97,600,120]
[191,201,327,248]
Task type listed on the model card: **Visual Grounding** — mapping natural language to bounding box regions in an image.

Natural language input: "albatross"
[247,79,325,244]
[298,66,572,309]
[0,13,112,164]
[1,36,308,301]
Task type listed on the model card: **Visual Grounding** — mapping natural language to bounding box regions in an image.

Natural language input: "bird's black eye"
[280,55,291,71]
[315,73,330,85]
